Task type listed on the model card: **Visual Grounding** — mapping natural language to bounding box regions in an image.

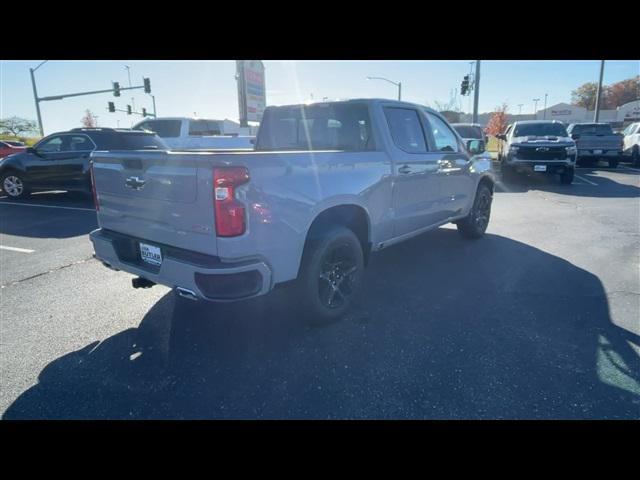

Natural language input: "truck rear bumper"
[90,228,273,302]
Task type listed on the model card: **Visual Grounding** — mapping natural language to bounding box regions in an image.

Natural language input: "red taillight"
[213,167,249,237]
[90,162,99,211]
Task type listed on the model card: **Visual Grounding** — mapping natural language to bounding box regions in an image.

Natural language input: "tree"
[571,76,639,110]
[81,109,97,128]
[606,76,640,109]
[0,116,38,137]
[485,103,509,136]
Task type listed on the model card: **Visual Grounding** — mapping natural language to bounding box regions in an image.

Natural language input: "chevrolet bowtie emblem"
[125,176,146,190]
[536,147,550,152]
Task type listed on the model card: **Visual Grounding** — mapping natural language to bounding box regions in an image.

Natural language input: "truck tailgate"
[578,136,621,150]
[91,150,218,256]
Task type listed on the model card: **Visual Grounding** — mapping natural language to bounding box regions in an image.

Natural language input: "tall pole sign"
[236,60,266,127]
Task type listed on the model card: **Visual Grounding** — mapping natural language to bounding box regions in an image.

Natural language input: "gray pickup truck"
[496,120,577,184]
[566,123,623,168]
[90,99,494,324]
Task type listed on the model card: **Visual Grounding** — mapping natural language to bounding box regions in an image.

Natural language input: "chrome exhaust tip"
[176,287,198,301]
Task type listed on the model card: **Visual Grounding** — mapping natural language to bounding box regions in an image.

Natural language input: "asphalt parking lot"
[1,164,639,419]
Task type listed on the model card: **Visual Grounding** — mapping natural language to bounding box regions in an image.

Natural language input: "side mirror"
[571,133,580,140]
[26,147,36,154]
[467,139,485,155]
[496,134,506,141]
[249,138,256,145]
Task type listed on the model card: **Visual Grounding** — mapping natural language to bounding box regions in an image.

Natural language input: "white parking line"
[0,245,35,253]
[0,201,95,212]
[574,174,598,186]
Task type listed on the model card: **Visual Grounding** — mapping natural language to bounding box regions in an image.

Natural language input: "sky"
[1,60,638,135]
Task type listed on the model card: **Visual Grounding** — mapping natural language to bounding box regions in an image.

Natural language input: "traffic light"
[127,104,132,115]
[142,108,147,117]
[108,102,115,113]
[113,81,121,97]
[143,77,151,94]
[461,75,470,96]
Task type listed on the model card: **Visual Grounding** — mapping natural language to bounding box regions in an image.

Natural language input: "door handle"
[398,165,412,174]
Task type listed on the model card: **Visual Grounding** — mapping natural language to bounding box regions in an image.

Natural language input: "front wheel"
[1,172,28,199]
[560,167,574,185]
[297,225,364,326]
[456,183,493,239]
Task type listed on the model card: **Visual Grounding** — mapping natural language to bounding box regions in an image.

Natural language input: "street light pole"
[151,95,157,117]
[543,93,548,119]
[533,98,540,116]
[518,104,524,115]
[594,60,605,122]
[366,76,402,101]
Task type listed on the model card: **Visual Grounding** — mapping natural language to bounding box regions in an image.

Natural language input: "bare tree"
[0,117,38,137]
[81,109,98,128]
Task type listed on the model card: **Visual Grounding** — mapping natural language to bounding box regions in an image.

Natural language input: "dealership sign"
[236,60,266,124]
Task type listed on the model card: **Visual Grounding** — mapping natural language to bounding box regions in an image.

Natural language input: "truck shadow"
[4,229,639,419]
[0,192,97,239]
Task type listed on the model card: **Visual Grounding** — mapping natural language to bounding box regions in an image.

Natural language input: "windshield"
[255,103,374,151]
[570,124,614,135]
[452,125,484,139]
[513,123,568,137]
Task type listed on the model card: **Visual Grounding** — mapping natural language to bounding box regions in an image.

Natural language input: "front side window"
[36,136,63,153]
[424,112,459,152]
[384,107,427,153]
[256,103,374,151]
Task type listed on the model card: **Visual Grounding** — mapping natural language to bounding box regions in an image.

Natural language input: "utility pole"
[543,93,548,119]
[472,60,480,124]
[533,98,540,116]
[29,60,48,136]
[594,60,605,122]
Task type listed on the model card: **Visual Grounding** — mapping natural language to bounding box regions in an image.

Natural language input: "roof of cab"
[265,98,440,115]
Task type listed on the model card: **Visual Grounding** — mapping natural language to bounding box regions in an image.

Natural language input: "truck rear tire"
[632,146,639,166]
[297,225,364,326]
[560,167,575,185]
[456,183,492,239]
[608,159,619,169]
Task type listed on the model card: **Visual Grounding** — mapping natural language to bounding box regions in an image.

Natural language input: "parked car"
[91,99,495,324]
[0,128,167,199]
[0,140,27,158]
[566,123,623,168]
[451,123,488,145]
[3,140,26,147]
[496,120,577,184]
[133,117,255,150]
[621,122,640,166]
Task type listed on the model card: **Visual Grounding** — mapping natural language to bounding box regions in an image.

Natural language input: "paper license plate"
[534,165,547,172]
[139,242,162,266]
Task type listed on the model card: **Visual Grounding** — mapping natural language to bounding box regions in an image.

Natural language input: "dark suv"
[0,128,167,199]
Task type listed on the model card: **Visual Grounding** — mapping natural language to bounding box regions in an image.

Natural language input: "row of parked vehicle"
[1,100,638,324]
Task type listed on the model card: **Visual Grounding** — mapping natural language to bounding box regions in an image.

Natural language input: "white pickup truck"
[133,117,255,150]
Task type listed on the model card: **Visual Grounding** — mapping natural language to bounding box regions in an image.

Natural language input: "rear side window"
[571,124,614,135]
[256,103,374,151]
[424,112,459,152]
[136,120,181,138]
[189,120,222,136]
[102,133,168,150]
[68,135,95,151]
[384,107,427,153]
